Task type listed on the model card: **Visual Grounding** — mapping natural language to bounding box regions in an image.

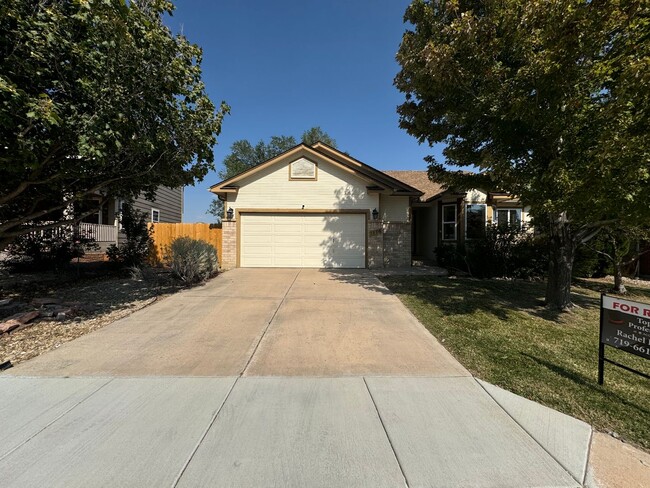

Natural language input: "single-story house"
[210,142,529,269]
[210,143,421,269]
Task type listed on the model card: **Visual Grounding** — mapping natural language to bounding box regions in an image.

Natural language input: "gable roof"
[209,143,423,197]
[310,142,423,196]
[383,171,447,202]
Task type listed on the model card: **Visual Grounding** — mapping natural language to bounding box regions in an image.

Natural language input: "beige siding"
[379,195,409,222]
[227,155,379,213]
[132,186,183,223]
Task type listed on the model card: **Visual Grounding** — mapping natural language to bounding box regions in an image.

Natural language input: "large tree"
[0,0,228,248]
[301,126,337,148]
[207,127,337,220]
[395,0,650,309]
[586,225,650,295]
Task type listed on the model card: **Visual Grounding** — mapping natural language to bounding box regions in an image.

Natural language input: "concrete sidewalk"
[0,375,587,488]
[0,269,601,487]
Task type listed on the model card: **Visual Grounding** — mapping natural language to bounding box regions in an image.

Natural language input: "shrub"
[6,227,98,271]
[106,203,153,267]
[435,243,468,273]
[164,237,218,284]
[441,223,548,279]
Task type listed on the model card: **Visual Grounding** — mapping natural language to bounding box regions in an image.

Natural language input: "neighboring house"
[210,143,422,269]
[78,187,184,247]
[384,171,530,262]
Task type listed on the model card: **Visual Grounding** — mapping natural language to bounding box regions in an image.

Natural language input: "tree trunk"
[545,218,578,310]
[612,262,627,294]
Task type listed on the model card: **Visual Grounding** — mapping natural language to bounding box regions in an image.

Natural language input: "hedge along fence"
[148,223,222,265]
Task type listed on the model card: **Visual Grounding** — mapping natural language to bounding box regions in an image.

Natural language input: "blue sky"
[167,1,443,222]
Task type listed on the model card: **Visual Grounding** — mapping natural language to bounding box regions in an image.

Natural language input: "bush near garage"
[164,237,218,284]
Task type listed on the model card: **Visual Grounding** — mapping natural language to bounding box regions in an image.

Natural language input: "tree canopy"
[217,127,337,181]
[301,127,337,148]
[0,0,228,247]
[395,0,649,308]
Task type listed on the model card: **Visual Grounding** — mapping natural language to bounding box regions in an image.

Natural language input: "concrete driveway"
[1,269,593,487]
[10,268,467,377]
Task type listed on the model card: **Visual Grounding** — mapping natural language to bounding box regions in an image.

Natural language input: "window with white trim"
[465,204,487,239]
[151,208,160,223]
[496,208,522,228]
[442,204,457,240]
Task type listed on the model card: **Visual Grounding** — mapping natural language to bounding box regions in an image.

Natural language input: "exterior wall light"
[372,208,379,220]
[226,207,234,221]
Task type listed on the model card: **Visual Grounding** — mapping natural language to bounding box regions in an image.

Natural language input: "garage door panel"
[243,224,273,236]
[274,235,301,245]
[240,213,365,268]
[274,221,303,232]
[303,220,327,231]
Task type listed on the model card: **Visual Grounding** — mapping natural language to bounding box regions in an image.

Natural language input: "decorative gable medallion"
[289,158,317,180]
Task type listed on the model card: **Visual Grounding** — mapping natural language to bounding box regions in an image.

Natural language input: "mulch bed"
[0,265,183,367]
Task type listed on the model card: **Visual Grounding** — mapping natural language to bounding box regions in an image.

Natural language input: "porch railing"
[22,222,118,244]
[77,222,117,243]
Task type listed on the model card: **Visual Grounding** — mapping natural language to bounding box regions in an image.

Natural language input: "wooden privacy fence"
[149,223,222,265]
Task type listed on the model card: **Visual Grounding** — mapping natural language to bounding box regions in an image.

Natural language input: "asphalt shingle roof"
[383,171,446,202]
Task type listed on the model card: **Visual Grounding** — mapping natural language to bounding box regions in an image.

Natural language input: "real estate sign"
[601,296,650,360]
[599,295,650,385]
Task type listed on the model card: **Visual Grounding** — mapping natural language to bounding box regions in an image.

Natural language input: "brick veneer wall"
[221,220,237,270]
[367,221,384,268]
[367,220,412,269]
[382,222,412,268]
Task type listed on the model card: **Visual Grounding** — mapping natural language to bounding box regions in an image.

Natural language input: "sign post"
[599,294,650,385]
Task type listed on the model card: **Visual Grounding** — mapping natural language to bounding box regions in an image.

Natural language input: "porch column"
[221,220,237,270]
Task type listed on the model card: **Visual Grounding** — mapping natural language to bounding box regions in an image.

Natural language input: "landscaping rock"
[0,319,21,334]
[13,310,40,324]
[4,310,40,325]
[31,297,61,306]
[0,303,26,319]
[53,307,73,316]
[0,298,13,307]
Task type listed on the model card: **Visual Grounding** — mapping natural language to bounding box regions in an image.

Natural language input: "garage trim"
[236,208,370,268]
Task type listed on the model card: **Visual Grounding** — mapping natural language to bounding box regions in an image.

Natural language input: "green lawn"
[380,275,650,451]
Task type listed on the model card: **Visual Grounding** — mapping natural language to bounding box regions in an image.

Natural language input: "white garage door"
[240,213,366,268]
